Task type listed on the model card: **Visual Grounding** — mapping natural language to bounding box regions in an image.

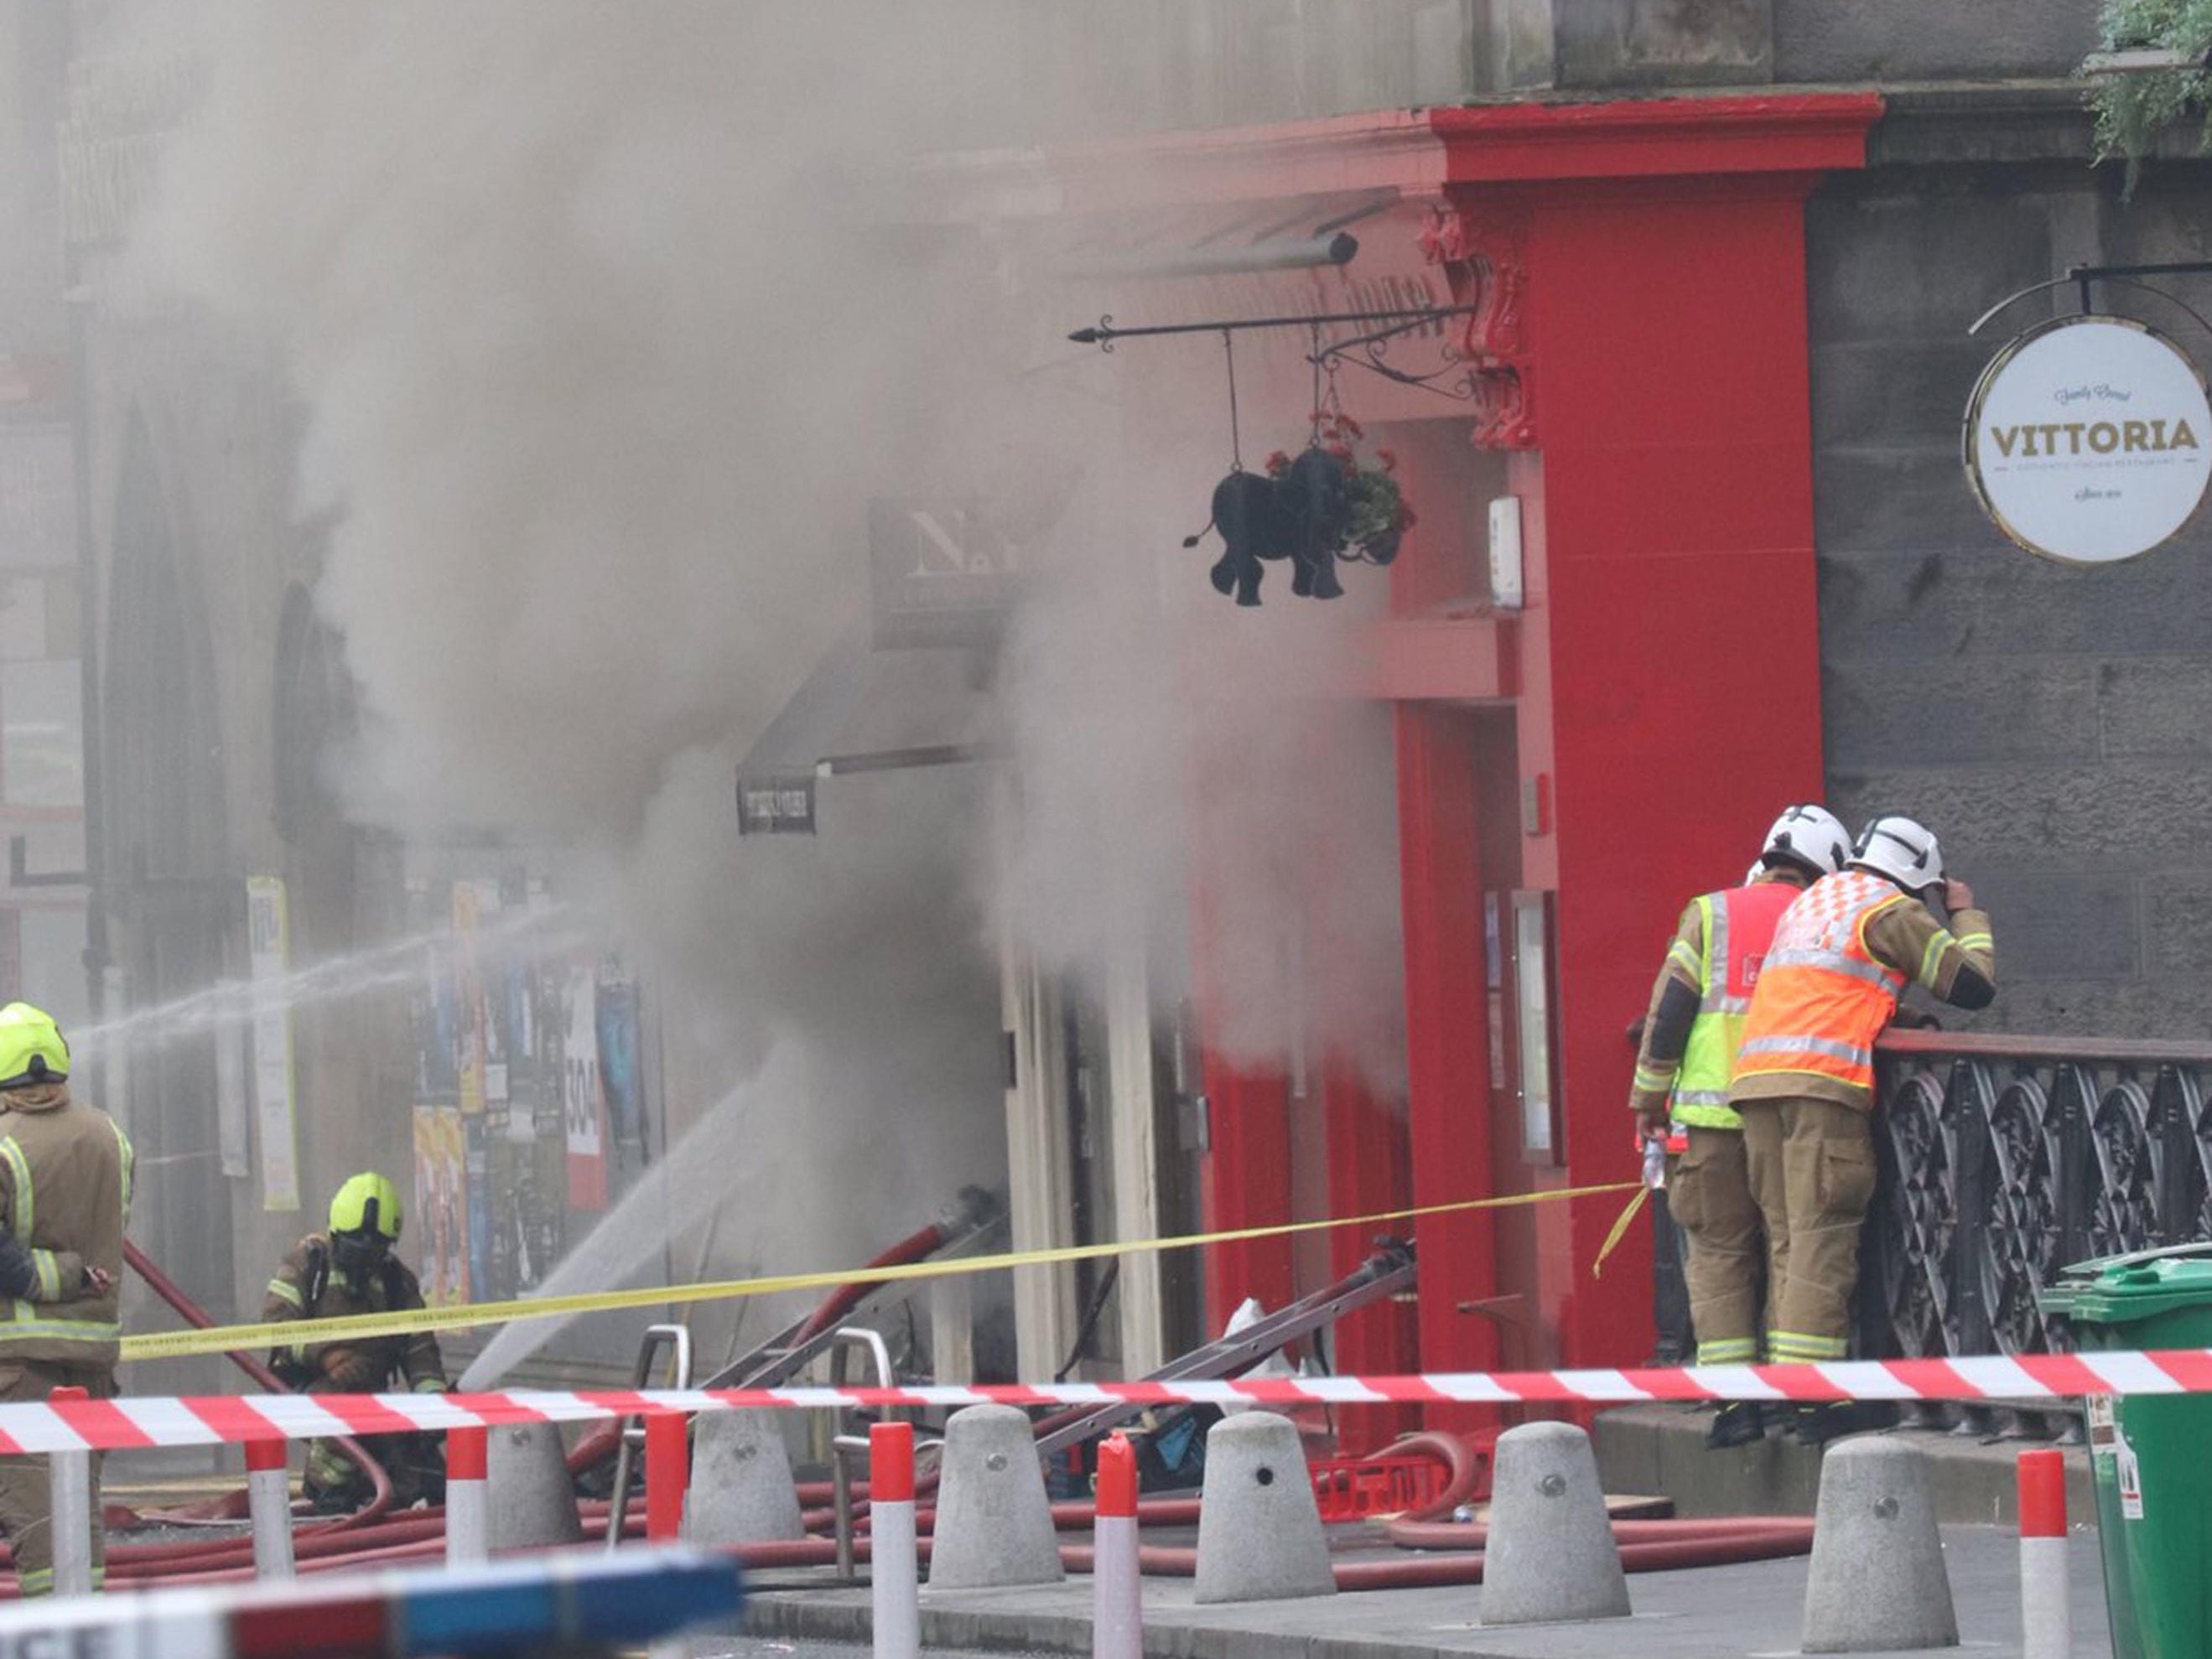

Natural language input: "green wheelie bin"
[2042,1243,2212,1659]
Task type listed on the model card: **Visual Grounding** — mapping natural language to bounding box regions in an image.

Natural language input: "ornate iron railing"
[1864,1029,2212,1431]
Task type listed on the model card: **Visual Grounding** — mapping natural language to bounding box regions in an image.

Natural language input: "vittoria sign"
[1964,315,2212,565]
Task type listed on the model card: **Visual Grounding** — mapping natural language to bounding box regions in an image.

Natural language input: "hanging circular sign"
[1963,314,2211,565]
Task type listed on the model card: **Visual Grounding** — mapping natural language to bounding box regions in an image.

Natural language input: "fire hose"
[121,1240,395,1531]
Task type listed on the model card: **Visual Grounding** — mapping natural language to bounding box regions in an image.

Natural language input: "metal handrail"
[604,1324,692,1549]
[828,1327,896,1579]
[1879,1028,2212,1066]
[1867,1032,2212,1434]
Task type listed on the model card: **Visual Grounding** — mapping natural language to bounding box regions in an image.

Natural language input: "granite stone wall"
[1808,157,2212,1039]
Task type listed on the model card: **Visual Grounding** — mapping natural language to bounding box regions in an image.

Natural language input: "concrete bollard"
[486,1420,585,1551]
[924,1404,1064,1589]
[244,1439,294,1580]
[1802,1435,1958,1653]
[2017,1449,2069,1659]
[644,1413,688,1542]
[1193,1412,1335,1605]
[686,1410,805,1544]
[444,1425,488,1567]
[1093,1433,1142,1658]
[870,1422,918,1659]
[1480,1421,1630,1627]
[47,1387,91,1597]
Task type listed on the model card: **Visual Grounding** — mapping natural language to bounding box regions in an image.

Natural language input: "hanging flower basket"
[1184,415,1418,608]
[1267,411,1415,568]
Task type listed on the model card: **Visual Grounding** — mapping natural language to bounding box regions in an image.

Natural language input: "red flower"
[1397,505,1419,530]
[1264,449,1291,475]
[1376,447,1399,474]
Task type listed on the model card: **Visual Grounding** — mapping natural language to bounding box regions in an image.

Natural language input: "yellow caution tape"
[1587,1185,1650,1281]
[120,1179,1641,1364]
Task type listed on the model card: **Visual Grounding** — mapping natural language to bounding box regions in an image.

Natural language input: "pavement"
[739,1524,2114,1658]
[1592,1402,2093,1527]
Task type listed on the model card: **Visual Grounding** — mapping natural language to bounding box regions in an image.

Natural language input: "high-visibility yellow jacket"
[1631,874,1801,1135]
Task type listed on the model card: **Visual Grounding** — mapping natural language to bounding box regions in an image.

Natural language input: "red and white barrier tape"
[14,1351,2198,1454]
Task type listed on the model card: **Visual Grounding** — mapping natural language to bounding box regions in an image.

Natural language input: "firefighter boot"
[1705,1400,1766,1450]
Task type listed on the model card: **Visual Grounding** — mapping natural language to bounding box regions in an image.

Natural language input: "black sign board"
[869,499,1023,651]
[736,774,817,836]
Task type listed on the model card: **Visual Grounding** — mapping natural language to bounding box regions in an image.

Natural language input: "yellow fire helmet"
[329,1171,402,1242]
[0,1003,69,1091]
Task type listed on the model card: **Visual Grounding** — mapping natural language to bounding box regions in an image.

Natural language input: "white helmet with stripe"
[1758,805,1851,880]
[1850,813,1945,894]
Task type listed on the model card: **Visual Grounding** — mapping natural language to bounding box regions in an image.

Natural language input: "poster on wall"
[412,1106,449,1305]
[451,882,493,1115]
[563,966,608,1211]
[465,1115,493,1300]
[436,1105,469,1306]
[245,877,301,1211]
[595,967,646,1194]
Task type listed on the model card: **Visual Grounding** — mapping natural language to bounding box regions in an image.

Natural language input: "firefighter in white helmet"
[1730,813,1995,1444]
[1629,806,1850,1448]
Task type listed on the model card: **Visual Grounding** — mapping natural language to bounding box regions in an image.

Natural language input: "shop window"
[0,658,81,808]
[272,581,356,847]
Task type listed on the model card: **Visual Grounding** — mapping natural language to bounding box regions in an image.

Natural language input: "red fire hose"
[122,1239,395,1531]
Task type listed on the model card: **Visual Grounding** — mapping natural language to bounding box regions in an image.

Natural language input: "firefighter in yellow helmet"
[262,1172,449,1509]
[0,1003,130,1594]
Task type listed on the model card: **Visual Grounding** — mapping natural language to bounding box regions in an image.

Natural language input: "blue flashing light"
[568,1557,749,1639]
[387,1551,744,1656]
[393,1580,559,1656]
[0,1548,742,1659]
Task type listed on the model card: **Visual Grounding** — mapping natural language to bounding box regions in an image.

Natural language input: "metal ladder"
[1030,1238,1417,1462]
[696,1198,1005,1394]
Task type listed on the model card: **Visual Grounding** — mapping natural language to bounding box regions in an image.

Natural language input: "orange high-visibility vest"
[1731,870,1908,1098]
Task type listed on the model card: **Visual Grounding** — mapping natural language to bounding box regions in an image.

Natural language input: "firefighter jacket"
[1630,872,1803,1136]
[262,1235,447,1393]
[1729,869,1996,1113]
[0,1082,131,1366]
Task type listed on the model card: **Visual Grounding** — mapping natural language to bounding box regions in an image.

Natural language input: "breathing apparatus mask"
[330,1203,392,1299]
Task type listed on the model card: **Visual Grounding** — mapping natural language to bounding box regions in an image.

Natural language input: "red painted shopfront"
[930,91,1886,1434]
[1088,95,1888,1439]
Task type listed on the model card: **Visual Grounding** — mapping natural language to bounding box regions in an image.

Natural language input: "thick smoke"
[119,2,1409,1366]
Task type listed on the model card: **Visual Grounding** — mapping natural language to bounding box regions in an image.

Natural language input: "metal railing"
[1863,1029,2212,1430]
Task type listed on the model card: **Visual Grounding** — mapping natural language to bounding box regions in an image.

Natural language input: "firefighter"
[263,1172,449,1509]
[1730,813,1995,1444]
[0,1003,130,1594]
[1628,806,1851,1448]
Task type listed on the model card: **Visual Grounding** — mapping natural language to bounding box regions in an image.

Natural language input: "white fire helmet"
[1850,814,1945,894]
[1758,805,1851,880]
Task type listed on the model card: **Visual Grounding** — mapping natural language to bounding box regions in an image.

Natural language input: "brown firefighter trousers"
[0,1360,114,1594]
[1738,1096,1879,1364]
[1666,1127,1765,1366]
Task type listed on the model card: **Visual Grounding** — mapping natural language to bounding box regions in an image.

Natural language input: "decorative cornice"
[907,93,1886,226]
[1419,200,1536,449]
[1426,92,1884,184]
